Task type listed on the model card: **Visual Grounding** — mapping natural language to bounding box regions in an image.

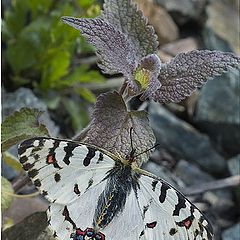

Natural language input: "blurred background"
[1,0,239,239]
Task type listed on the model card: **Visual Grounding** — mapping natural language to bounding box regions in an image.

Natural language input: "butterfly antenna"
[129,127,136,158]
[134,144,160,158]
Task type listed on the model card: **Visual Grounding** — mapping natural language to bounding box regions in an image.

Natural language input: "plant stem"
[118,79,128,96]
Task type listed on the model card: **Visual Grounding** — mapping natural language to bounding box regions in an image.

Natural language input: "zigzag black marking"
[173,192,186,216]
[63,142,79,165]
[62,206,76,229]
[83,147,96,166]
[159,182,170,203]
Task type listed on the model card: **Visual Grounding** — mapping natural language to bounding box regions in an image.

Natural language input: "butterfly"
[18,136,213,240]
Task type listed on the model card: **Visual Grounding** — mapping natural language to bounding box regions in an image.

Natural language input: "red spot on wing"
[76,228,85,235]
[184,219,192,229]
[147,221,157,229]
[47,154,56,164]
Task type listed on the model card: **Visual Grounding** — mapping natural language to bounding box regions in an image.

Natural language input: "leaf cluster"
[2,0,104,99]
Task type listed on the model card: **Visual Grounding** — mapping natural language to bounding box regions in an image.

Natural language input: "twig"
[183,175,240,196]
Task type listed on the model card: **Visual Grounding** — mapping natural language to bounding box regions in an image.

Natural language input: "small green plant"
[1,0,240,239]
[2,0,105,131]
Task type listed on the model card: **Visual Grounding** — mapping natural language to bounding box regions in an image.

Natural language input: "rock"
[194,68,240,156]
[160,37,199,57]
[143,160,184,188]
[155,0,207,24]
[175,160,233,201]
[2,88,59,137]
[2,212,54,240]
[137,0,179,44]
[203,0,239,54]
[3,196,49,225]
[228,155,240,176]
[227,154,240,204]
[222,222,240,240]
[149,102,227,175]
[174,159,213,186]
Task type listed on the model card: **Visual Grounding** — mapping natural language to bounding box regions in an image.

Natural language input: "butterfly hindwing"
[18,137,115,204]
[137,174,213,240]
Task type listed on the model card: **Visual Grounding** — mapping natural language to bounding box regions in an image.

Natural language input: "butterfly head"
[71,228,105,240]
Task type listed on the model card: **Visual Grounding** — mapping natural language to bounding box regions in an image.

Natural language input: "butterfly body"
[18,137,213,240]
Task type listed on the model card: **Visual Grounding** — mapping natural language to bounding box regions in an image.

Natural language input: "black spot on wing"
[53,231,57,238]
[22,162,34,171]
[169,228,178,235]
[28,169,39,178]
[63,142,78,165]
[19,156,28,164]
[18,138,35,155]
[34,179,41,187]
[173,192,186,216]
[86,178,93,191]
[140,230,144,237]
[159,182,171,203]
[54,173,61,182]
[62,206,76,229]
[97,152,104,164]
[42,190,48,196]
[83,147,96,166]
[143,204,150,217]
[74,184,81,195]
[151,180,158,191]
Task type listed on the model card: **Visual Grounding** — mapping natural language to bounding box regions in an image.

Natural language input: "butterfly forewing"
[137,174,213,240]
[18,137,115,204]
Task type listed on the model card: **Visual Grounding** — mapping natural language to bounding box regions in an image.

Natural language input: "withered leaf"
[76,91,155,165]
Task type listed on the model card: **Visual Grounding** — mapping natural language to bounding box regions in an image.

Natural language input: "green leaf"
[41,50,71,89]
[63,98,89,131]
[102,0,159,59]
[1,177,14,212]
[3,152,22,172]
[76,91,156,165]
[1,108,50,152]
[5,38,38,74]
[78,88,96,103]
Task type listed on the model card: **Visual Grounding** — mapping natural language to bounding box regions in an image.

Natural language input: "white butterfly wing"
[18,137,115,204]
[48,179,108,239]
[48,188,144,240]
[137,174,213,240]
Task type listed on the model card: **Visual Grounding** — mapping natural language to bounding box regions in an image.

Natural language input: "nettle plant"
[3,0,239,240]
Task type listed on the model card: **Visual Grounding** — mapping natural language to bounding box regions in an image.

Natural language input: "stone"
[160,37,199,57]
[194,68,240,156]
[149,102,227,175]
[3,196,49,225]
[227,154,240,204]
[222,222,240,240]
[155,0,207,24]
[175,159,233,198]
[174,159,214,186]
[143,161,184,188]
[137,0,179,44]
[2,212,55,240]
[228,155,240,176]
[2,87,59,137]
[203,0,239,54]
[2,88,59,179]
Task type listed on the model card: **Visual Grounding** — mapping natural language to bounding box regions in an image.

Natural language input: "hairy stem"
[118,79,128,96]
